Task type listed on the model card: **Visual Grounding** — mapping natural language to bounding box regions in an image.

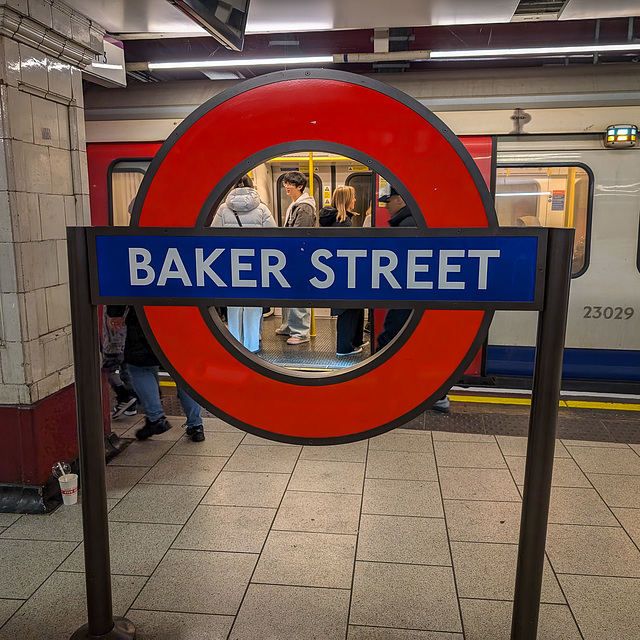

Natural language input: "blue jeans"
[128,364,202,427]
[228,305,262,352]
[279,307,310,339]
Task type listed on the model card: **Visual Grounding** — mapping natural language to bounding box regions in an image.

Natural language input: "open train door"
[372,135,495,379]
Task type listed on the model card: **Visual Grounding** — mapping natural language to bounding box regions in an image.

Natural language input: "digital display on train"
[91,229,544,309]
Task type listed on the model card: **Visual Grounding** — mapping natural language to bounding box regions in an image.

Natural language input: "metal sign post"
[511,227,574,640]
[68,227,135,640]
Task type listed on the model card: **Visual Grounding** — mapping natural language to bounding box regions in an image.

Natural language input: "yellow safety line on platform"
[159,381,640,412]
[450,394,640,412]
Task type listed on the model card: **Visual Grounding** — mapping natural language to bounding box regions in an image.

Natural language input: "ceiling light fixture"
[430,43,640,58]
[147,55,333,70]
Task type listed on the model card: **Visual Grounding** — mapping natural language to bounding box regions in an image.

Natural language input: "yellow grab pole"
[565,167,576,228]
[308,151,316,337]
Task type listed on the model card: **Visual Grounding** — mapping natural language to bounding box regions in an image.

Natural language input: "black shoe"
[136,417,171,440]
[185,424,205,442]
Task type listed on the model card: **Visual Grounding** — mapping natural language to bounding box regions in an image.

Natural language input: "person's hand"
[107,317,125,330]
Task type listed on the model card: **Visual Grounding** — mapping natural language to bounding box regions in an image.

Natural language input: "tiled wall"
[0,0,95,405]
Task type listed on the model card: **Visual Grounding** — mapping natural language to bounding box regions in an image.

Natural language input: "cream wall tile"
[2,38,21,87]
[49,147,72,195]
[45,283,70,331]
[70,13,91,49]
[34,370,60,399]
[20,290,39,340]
[0,242,17,292]
[0,340,25,383]
[5,86,33,143]
[34,286,47,333]
[69,106,85,151]
[10,192,40,242]
[76,194,90,225]
[23,240,58,289]
[0,382,21,404]
[63,195,75,226]
[18,44,48,92]
[28,0,53,28]
[0,190,11,242]
[0,138,12,192]
[1,293,21,342]
[39,240,60,288]
[43,330,70,375]
[59,363,73,387]
[18,141,51,193]
[57,103,69,149]
[39,194,66,239]
[78,149,88,193]
[56,239,68,282]
[47,59,71,99]
[25,337,45,381]
[70,66,83,108]
[31,95,60,147]
[16,241,34,290]
[51,4,72,40]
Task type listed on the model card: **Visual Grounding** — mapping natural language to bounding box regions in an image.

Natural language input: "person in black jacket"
[375,185,450,413]
[319,185,368,356]
[106,306,206,441]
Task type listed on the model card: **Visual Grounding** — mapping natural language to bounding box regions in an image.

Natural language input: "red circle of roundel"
[135,71,494,443]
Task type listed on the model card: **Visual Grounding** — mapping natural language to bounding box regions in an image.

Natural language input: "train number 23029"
[583,306,635,319]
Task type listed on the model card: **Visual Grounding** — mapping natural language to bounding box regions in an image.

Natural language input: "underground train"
[84,65,640,389]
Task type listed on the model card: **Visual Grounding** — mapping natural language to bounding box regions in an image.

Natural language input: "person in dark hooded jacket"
[105,306,206,441]
[319,185,368,356]
[375,185,450,413]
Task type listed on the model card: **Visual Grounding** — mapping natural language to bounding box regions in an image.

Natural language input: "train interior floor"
[1,395,640,638]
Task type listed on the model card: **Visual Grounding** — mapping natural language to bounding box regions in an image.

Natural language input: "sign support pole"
[510,227,574,640]
[67,227,136,640]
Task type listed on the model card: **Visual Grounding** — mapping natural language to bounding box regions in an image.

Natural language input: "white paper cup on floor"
[59,473,78,505]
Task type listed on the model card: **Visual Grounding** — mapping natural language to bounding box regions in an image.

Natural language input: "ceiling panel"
[64,0,523,36]
[63,0,207,35]
[560,0,640,20]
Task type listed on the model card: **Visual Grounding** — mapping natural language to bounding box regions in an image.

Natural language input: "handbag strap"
[232,211,243,227]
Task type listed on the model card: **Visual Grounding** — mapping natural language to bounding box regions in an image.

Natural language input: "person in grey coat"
[277,170,317,345]
[212,175,276,353]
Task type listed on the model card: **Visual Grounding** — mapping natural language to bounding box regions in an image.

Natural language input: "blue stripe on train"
[486,346,640,381]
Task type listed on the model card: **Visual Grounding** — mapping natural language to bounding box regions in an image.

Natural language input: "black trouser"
[336,308,365,354]
[376,309,412,350]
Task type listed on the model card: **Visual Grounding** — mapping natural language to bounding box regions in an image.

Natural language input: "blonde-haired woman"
[319,185,367,356]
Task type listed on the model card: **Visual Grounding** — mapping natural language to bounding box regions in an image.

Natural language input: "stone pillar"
[0,0,103,511]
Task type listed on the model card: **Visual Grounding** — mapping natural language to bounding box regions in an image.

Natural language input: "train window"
[495,166,590,275]
[345,172,374,228]
[109,160,151,226]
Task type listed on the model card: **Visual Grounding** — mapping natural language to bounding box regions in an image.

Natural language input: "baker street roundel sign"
[93,69,542,445]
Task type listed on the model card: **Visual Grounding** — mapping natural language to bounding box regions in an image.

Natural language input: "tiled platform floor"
[2,404,640,639]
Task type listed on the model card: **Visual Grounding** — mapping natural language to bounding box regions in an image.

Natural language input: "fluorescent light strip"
[431,43,640,58]
[148,56,333,70]
[92,63,123,70]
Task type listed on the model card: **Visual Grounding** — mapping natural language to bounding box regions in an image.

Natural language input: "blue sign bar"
[92,230,543,308]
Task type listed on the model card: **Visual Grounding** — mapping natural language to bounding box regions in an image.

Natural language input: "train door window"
[276,174,322,226]
[345,172,373,228]
[495,166,591,275]
[109,160,151,226]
